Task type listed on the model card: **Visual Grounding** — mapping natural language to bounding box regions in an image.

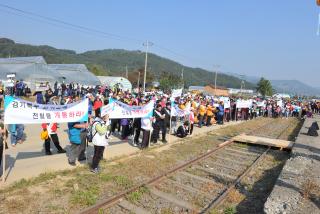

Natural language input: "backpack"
[40,130,49,140]
[86,121,102,143]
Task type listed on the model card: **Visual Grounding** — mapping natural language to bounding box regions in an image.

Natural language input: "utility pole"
[213,65,220,95]
[181,68,184,89]
[214,71,217,94]
[240,74,245,95]
[143,40,153,93]
[137,71,140,89]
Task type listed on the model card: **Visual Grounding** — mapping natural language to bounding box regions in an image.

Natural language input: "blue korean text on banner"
[4,96,89,124]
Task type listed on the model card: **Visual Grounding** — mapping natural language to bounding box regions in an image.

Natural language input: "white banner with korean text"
[236,99,253,109]
[101,98,155,119]
[171,102,191,117]
[4,96,88,124]
[171,88,183,98]
[219,97,231,109]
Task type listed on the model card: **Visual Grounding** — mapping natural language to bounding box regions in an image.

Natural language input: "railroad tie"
[231,145,265,154]
[218,151,254,160]
[118,199,151,214]
[224,147,261,157]
[167,179,213,199]
[148,187,198,211]
[193,165,237,181]
[178,171,218,185]
[203,162,240,171]
[211,156,248,167]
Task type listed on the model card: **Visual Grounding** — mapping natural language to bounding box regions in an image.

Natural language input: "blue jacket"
[68,122,81,144]
[36,93,44,104]
[218,105,224,115]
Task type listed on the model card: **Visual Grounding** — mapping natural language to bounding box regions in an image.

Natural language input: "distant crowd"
[0,80,319,174]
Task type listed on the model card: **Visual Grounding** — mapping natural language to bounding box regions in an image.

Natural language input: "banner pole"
[188,111,191,135]
[169,112,172,143]
[236,108,238,121]
[148,128,152,148]
[2,126,7,184]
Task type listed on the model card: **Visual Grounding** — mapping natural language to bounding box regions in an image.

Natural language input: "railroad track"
[79,119,292,214]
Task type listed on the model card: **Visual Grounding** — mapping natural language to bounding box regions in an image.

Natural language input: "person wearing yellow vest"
[198,101,206,128]
[206,104,214,126]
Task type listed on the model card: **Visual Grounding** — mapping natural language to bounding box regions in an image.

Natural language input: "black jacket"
[176,125,188,138]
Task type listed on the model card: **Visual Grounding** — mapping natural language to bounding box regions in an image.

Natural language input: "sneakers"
[68,160,76,166]
[162,139,168,143]
[90,168,99,174]
[78,157,86,162]
[132,142,138,147]
[46,151,53,155]
[58,149,66,154]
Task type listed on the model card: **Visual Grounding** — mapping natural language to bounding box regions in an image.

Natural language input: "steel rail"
[201,122,293,213]
[79,119,287,214]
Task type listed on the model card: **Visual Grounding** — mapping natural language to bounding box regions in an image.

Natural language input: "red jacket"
[93,100,103,110]
[41,123,58,132]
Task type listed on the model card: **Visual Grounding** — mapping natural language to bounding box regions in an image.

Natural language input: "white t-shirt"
[141,117,152,130]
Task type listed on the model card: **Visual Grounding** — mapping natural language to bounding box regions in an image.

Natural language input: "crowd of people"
[1,80,320,174]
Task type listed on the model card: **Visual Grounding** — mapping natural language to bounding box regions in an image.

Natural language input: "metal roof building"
[0,56,101,90]
[48,64,100,86]
[0,56,62,90]
[97,76,132,92]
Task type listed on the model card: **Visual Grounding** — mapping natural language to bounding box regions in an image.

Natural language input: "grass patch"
[224,205,236,214]
[70,185,100,206]
[99,173,113,182]
[114,175,133,189]
[126,186,149,203]
[45,204,65,212]
[226,189,245,203]
[8,178,31,190]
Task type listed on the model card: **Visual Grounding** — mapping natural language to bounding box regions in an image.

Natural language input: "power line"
[0,3,143,44]
[0,3,224,73]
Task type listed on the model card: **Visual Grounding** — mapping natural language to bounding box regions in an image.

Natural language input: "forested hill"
[0,38,255,89]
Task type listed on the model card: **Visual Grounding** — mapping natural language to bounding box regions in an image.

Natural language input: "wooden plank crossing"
[233,134,294,150]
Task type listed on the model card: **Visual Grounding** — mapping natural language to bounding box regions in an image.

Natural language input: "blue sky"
[0,0,319,86]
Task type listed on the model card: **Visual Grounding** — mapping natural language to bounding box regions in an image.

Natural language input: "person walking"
[198,101,206,128]
[91,113,109,173]
[41,123,66,154]
[217,101,225,124]
[189,108,195,135]
[132,118,141,146]
[151,104,165,143]
[206,104,214,126]
[67,121,88,166]
[141,117,153,149]
[0,123,8,167]
[93,95,103,117]
[8,124,24,147]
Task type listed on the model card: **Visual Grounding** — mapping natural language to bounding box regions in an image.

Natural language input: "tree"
[159,71,183,91]
[87,64,108,76]
[257,77,273,97]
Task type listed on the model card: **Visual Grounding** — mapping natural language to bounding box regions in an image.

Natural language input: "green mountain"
[0,38,255,89]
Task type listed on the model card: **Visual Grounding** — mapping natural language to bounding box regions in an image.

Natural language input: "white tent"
[97,76,132,92]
